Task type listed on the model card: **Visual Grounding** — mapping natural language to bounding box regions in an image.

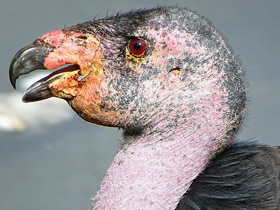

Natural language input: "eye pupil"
[134,43,142,51]
[128,38,147,57]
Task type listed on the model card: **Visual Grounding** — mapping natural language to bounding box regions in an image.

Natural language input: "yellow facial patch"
[126,47,145,62]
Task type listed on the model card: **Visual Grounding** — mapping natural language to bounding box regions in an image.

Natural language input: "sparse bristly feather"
[9,7,280,210]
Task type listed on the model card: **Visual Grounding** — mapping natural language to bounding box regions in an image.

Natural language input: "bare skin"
[10,7,279,210]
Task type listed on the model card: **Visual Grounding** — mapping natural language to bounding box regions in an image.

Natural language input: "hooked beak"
[9,43,52,89]
[9,41,80,102]
[9,43,57,102]
[9,29,103,104]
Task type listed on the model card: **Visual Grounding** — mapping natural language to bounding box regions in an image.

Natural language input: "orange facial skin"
[9,8,249,210]
[38,29,120,126]
[11,9,245,135]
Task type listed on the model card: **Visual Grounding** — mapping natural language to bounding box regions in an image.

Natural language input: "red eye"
[128,38,147,57]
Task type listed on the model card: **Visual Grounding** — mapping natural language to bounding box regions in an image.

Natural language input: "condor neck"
[92,105,232,210]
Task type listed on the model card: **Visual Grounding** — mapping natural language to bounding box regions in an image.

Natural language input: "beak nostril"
[76,35,88,41]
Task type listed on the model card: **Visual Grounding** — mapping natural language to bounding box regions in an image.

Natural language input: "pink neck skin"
[92,90,231,210]
[92,26,234,209]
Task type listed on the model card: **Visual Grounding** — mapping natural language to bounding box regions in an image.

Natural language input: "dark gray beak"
[9,43,53,89]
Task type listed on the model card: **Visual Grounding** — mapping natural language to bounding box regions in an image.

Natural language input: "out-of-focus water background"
[0,0,279,209]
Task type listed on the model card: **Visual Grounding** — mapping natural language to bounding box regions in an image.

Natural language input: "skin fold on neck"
[92,90,231,210]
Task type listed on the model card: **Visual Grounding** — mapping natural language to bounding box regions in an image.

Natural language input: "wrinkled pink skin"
[38,24,234,209]
[93,98,229,210]
[92,28,232,209]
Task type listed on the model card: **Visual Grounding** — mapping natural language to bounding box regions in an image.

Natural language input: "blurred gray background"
[0,0,279,209]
